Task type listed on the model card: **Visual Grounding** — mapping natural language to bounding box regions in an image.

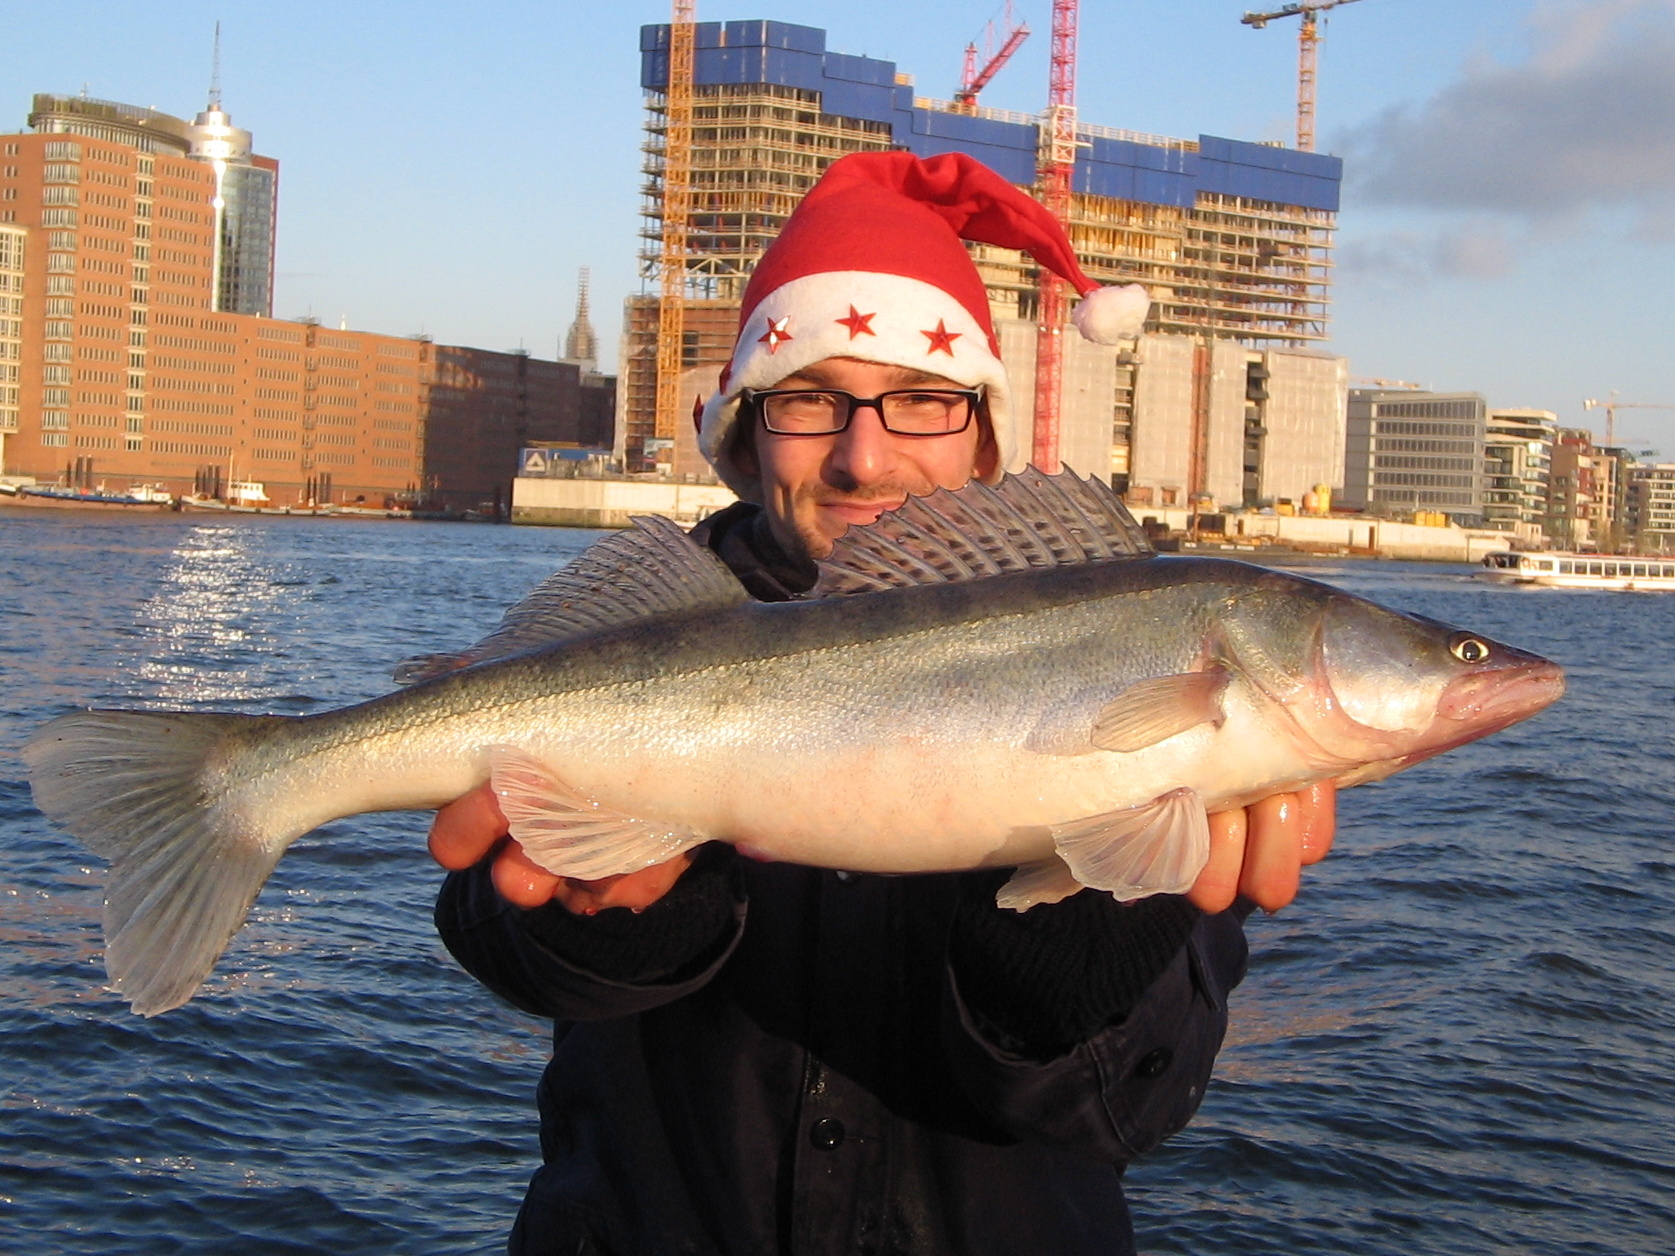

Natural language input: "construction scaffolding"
[624,21,1340,477]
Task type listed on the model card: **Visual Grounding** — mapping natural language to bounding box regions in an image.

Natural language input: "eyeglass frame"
[740,386,984,437]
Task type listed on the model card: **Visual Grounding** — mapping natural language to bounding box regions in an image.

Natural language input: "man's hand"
[428,784,694,916]
[1191,781,1336,914]
[430,779,1336,918]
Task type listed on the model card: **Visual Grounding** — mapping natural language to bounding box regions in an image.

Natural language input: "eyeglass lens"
[761,390,973,435]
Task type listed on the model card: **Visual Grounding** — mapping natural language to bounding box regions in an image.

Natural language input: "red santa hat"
[697,149,1150,499]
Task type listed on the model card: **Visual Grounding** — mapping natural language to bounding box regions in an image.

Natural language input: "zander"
[24,470,1564,1016]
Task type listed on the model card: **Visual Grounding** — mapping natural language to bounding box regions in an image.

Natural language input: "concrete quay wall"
[512,476,737,528]
[1142,509,1510,563]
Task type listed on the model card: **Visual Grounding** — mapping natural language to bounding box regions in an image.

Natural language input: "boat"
[1477,550,1675,591]
[8,483,176,511]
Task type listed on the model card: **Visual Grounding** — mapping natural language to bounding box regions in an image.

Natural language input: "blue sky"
[17,1,1675,451]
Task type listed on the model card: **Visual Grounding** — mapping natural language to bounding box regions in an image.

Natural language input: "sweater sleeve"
[948,871,1203,1056]
[941,873,1251,1163]
[434,842,746,1021]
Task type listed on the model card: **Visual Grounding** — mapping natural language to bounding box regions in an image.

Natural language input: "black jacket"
[435,503,1250,1256]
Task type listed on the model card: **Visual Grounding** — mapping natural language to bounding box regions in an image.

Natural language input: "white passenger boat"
[1478,551,1675,591]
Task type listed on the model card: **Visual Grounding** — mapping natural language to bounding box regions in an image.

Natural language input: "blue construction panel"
[721,19,826,52]
[895,128,1038,185]
[819,79,897,124]
[822,52,896,86]
[910,107,1035,151]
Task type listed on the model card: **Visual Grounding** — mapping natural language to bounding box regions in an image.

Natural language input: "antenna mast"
[209,21,223,110]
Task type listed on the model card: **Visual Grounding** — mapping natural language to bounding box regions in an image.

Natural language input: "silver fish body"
[23,473,1564,1015]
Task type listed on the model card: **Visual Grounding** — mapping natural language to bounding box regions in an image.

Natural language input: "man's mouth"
[817,498,906,529]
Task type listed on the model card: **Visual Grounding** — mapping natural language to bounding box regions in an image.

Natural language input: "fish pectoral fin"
[996,855,1086,911]
[1089,670,1229,753]
[1050,788,1211,901]
[485,746,702,882]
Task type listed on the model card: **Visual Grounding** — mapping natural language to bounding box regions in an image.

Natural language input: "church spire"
[563,267,599,370]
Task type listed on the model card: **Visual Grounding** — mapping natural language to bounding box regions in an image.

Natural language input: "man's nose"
[827,406,896,487]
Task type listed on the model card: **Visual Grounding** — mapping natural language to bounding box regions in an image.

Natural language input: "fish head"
[1218,575,1565,770]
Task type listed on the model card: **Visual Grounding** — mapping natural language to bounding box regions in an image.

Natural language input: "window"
[44,141,81,161]
[48,231,76,250]
[41,432,67,447]
[42,411,69,430]
[42,187,79,206]
[41,209,78,228]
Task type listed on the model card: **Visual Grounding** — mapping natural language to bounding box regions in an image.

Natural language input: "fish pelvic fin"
[23,710,292,1016]
[996,856,1086,911]
[1049,788,1210,902]
[486,746,703,882]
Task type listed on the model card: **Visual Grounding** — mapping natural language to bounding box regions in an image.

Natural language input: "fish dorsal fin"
[394,515,748,684]
[812,467,1153,598]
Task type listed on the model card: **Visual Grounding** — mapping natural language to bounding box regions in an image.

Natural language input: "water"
[1,511,1671,1255]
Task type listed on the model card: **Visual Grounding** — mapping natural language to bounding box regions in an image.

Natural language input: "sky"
[14,0,1675,452]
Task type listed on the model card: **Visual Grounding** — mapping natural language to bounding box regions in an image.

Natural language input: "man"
[430,152,1334,1255]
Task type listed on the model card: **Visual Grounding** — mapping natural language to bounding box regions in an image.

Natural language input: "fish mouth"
[1436,661,1566,730]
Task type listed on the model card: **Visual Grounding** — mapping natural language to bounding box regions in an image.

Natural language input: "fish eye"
[1450,636,1491,664]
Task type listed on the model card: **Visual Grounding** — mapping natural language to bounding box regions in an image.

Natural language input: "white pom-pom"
[1071,283,1150,345]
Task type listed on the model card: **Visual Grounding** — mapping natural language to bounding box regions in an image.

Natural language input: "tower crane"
[1241,0,1368,152]
[1032,0,1079,474]
[653,0,697,471]
[955,5,1030,109]
[1584,394,1675,448]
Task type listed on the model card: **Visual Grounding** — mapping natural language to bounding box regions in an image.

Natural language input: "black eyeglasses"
[742,387,982,437]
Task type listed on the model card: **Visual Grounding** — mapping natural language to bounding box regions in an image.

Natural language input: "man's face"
[739,357,999,561]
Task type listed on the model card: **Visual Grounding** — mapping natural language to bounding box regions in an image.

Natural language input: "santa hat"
[696,149,1150,499]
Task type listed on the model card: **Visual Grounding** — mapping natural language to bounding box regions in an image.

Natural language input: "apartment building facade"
[1482,408,1555,542]
[1342,389,1487,522]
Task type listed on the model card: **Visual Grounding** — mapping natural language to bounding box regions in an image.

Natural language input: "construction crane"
[653,0,697,471]
[1241,0,1368,152]
[1032,0,1079,474]
[955,5,1029,109]
[1584,394,1675,448]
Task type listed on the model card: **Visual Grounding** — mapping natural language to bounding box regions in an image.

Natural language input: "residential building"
[1483,408,1555,543]
[1546,428,1602,551]
[0,222,22,456]
[1342,389,1487,522]
[628,18,1347,502]
[1628,463,1675,553]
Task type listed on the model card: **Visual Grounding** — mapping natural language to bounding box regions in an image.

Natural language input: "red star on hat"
[758,316,794,353]
[835,306,876,339]
[921,320,961,356]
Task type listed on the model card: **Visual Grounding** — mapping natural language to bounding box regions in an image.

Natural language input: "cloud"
[1337,222,1518,284]
[1342,0,1675,219]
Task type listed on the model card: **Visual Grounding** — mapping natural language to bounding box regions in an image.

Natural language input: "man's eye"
[780,392,839,411]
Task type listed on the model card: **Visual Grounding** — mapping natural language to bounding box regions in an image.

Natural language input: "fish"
[23,469,1565,1016]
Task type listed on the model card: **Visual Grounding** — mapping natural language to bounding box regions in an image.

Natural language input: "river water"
[0,508,1670,1255]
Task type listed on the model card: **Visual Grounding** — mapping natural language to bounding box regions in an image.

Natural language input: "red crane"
[954,5,1030,109]
[1032,0,1079,473]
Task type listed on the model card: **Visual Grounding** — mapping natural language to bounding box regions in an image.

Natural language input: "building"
[1482,408,1555,542]
[1342,389,1487,523]
[0,223,22,452]
[1627,463,1675,553]
[626,18,1346,504]
[1,93,613,513]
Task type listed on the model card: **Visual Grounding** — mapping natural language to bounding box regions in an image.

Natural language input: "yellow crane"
[653,0,697,471]
[1241,0,1368,152]
[1584,394,1675,448]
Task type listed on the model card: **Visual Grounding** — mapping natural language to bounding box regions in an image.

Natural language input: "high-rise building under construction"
[628,18,1347,509]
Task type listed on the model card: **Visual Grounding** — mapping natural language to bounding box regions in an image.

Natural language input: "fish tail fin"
[23,709,293,1016]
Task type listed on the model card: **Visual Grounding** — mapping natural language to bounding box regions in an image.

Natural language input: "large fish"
[25,470,1563,1016]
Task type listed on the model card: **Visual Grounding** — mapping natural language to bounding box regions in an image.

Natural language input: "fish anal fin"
[486,746,701,882]
[1050,788,1210,901]
[1090,670,1229,754]
[996,856,1086,911]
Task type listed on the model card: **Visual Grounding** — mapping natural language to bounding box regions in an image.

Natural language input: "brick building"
[0,94,612,513]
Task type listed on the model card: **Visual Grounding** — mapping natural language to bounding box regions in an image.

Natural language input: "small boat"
[11,483,175,511]
[1477,550,1675,591]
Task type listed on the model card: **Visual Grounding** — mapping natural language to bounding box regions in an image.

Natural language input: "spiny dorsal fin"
[394,515,748,684]
[812,467,1153,598]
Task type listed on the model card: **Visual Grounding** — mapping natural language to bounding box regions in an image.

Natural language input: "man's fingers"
[1297,779,1337,865]
[1189,808,1248,913]
[428,783,510,870]
[1239,792,1304,912]
[490,840,564,909]
[551,852,698,916]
